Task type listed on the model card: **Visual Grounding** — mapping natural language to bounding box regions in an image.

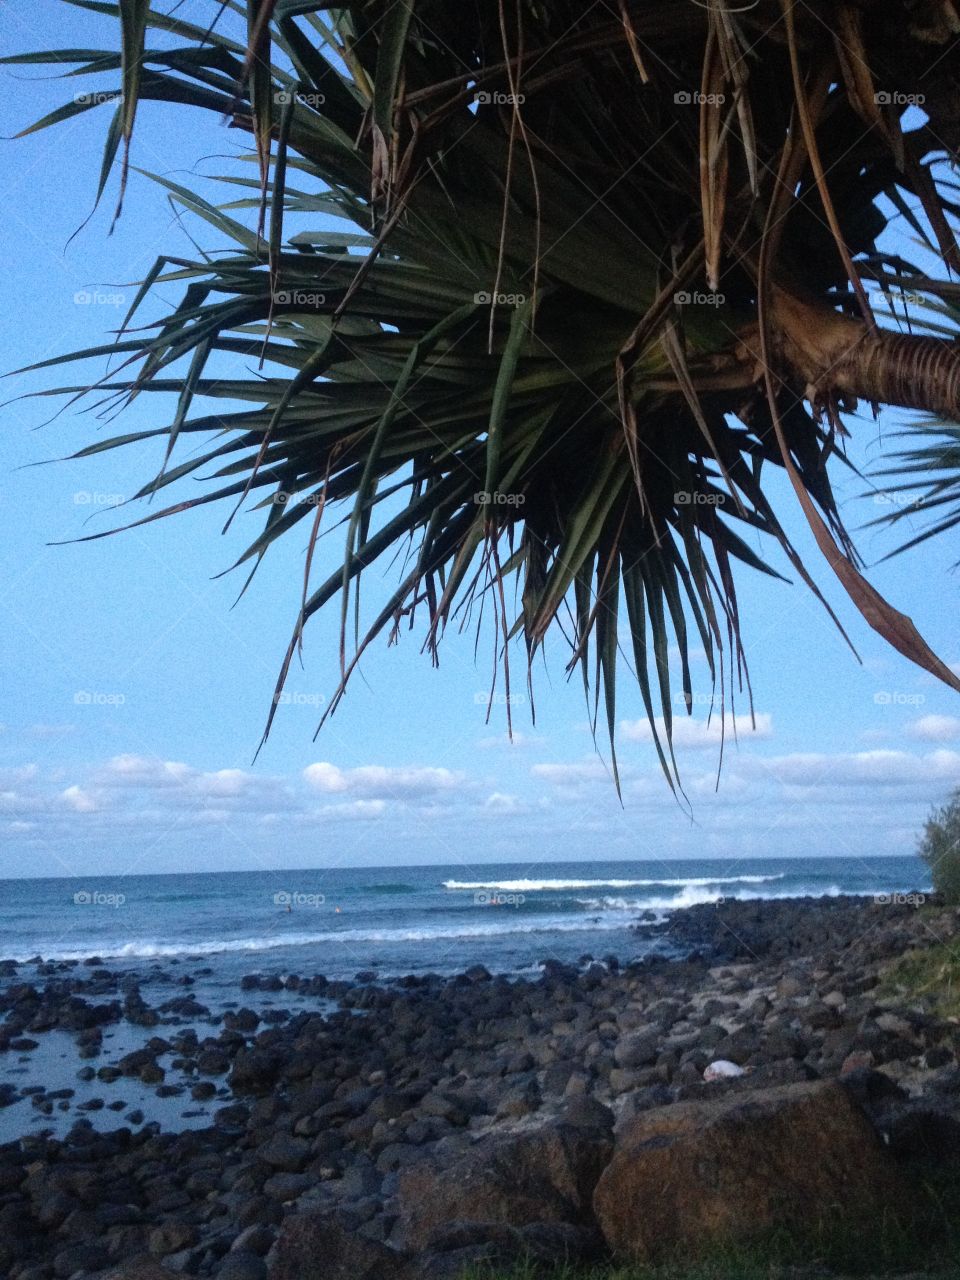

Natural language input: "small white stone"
[703,1059,745,1082]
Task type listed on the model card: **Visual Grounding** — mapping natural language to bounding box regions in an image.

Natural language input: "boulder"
[53,1242,110,1277]
[216,1251,268,1280]
[103,1258,180,1280]
[263,1172,313,1201]
[414,1220,591,1269]
[148,1221,199,1257]
[257,1133,310,1172]
[612,1030,660,1069]
[268,1211,406,1280]
[396,1123,612,1251]
[593,1079,908,1262]
[229,1048,283,1095]
[561,1097,615,1132]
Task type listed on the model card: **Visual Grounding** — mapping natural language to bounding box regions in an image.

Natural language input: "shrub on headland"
[919,787,960,905]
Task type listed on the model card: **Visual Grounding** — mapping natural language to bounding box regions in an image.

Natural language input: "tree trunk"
[771,287,960,420]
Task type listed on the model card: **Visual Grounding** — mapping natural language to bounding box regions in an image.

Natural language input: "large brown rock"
[395,1124,612,1251]
[593,1080,908,1262]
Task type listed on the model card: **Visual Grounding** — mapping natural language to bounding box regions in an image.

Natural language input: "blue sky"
[1,1,959,878]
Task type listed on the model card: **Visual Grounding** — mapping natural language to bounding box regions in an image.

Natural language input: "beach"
[1,875,957,1278]
[0,857,929,1143]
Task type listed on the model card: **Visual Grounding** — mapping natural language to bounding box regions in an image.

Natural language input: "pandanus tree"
[7,0,960,790]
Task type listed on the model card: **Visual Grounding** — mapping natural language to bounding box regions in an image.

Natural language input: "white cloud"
[93,757,282,810]
[61,785,99,813]
[194,768,259,797]
[99,755,191,787]
[303,762,462,798]
[531,761,612,785]
[352,765,461,796]
[620,713,772,749]
[310,799,387,821]
[196,807,231,824]
[909,714,960,743]
[0,765,39,786]
[750,748,960,789]
[485,791,519,812]
[302,762,349,793]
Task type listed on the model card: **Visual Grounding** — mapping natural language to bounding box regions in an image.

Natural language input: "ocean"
[0,855,931,990]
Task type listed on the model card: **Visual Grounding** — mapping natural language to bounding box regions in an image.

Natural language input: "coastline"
[1,892,956,1278]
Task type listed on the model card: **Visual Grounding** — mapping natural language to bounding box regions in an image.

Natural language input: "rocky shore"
[1,894,958,1279]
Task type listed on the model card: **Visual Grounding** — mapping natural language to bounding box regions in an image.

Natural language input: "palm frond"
[8,0,960,789]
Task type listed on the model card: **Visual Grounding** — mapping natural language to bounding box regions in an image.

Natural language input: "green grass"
[461,1161,960,1279]
[877,939,960,1020]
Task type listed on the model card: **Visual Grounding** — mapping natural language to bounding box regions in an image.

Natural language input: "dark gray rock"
[216,1250,268,1280]
[53,1241,110,1276]
[612,1030,660,1069]
[268,1211,407,1280]
[148,1221,199,1257]
[263,1172,313,1201]
[257,1134,310,1173]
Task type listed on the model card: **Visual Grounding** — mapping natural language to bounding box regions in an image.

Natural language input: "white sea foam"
[11,917,638,963]
[442,874,786,892]
[576,884,847,911]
